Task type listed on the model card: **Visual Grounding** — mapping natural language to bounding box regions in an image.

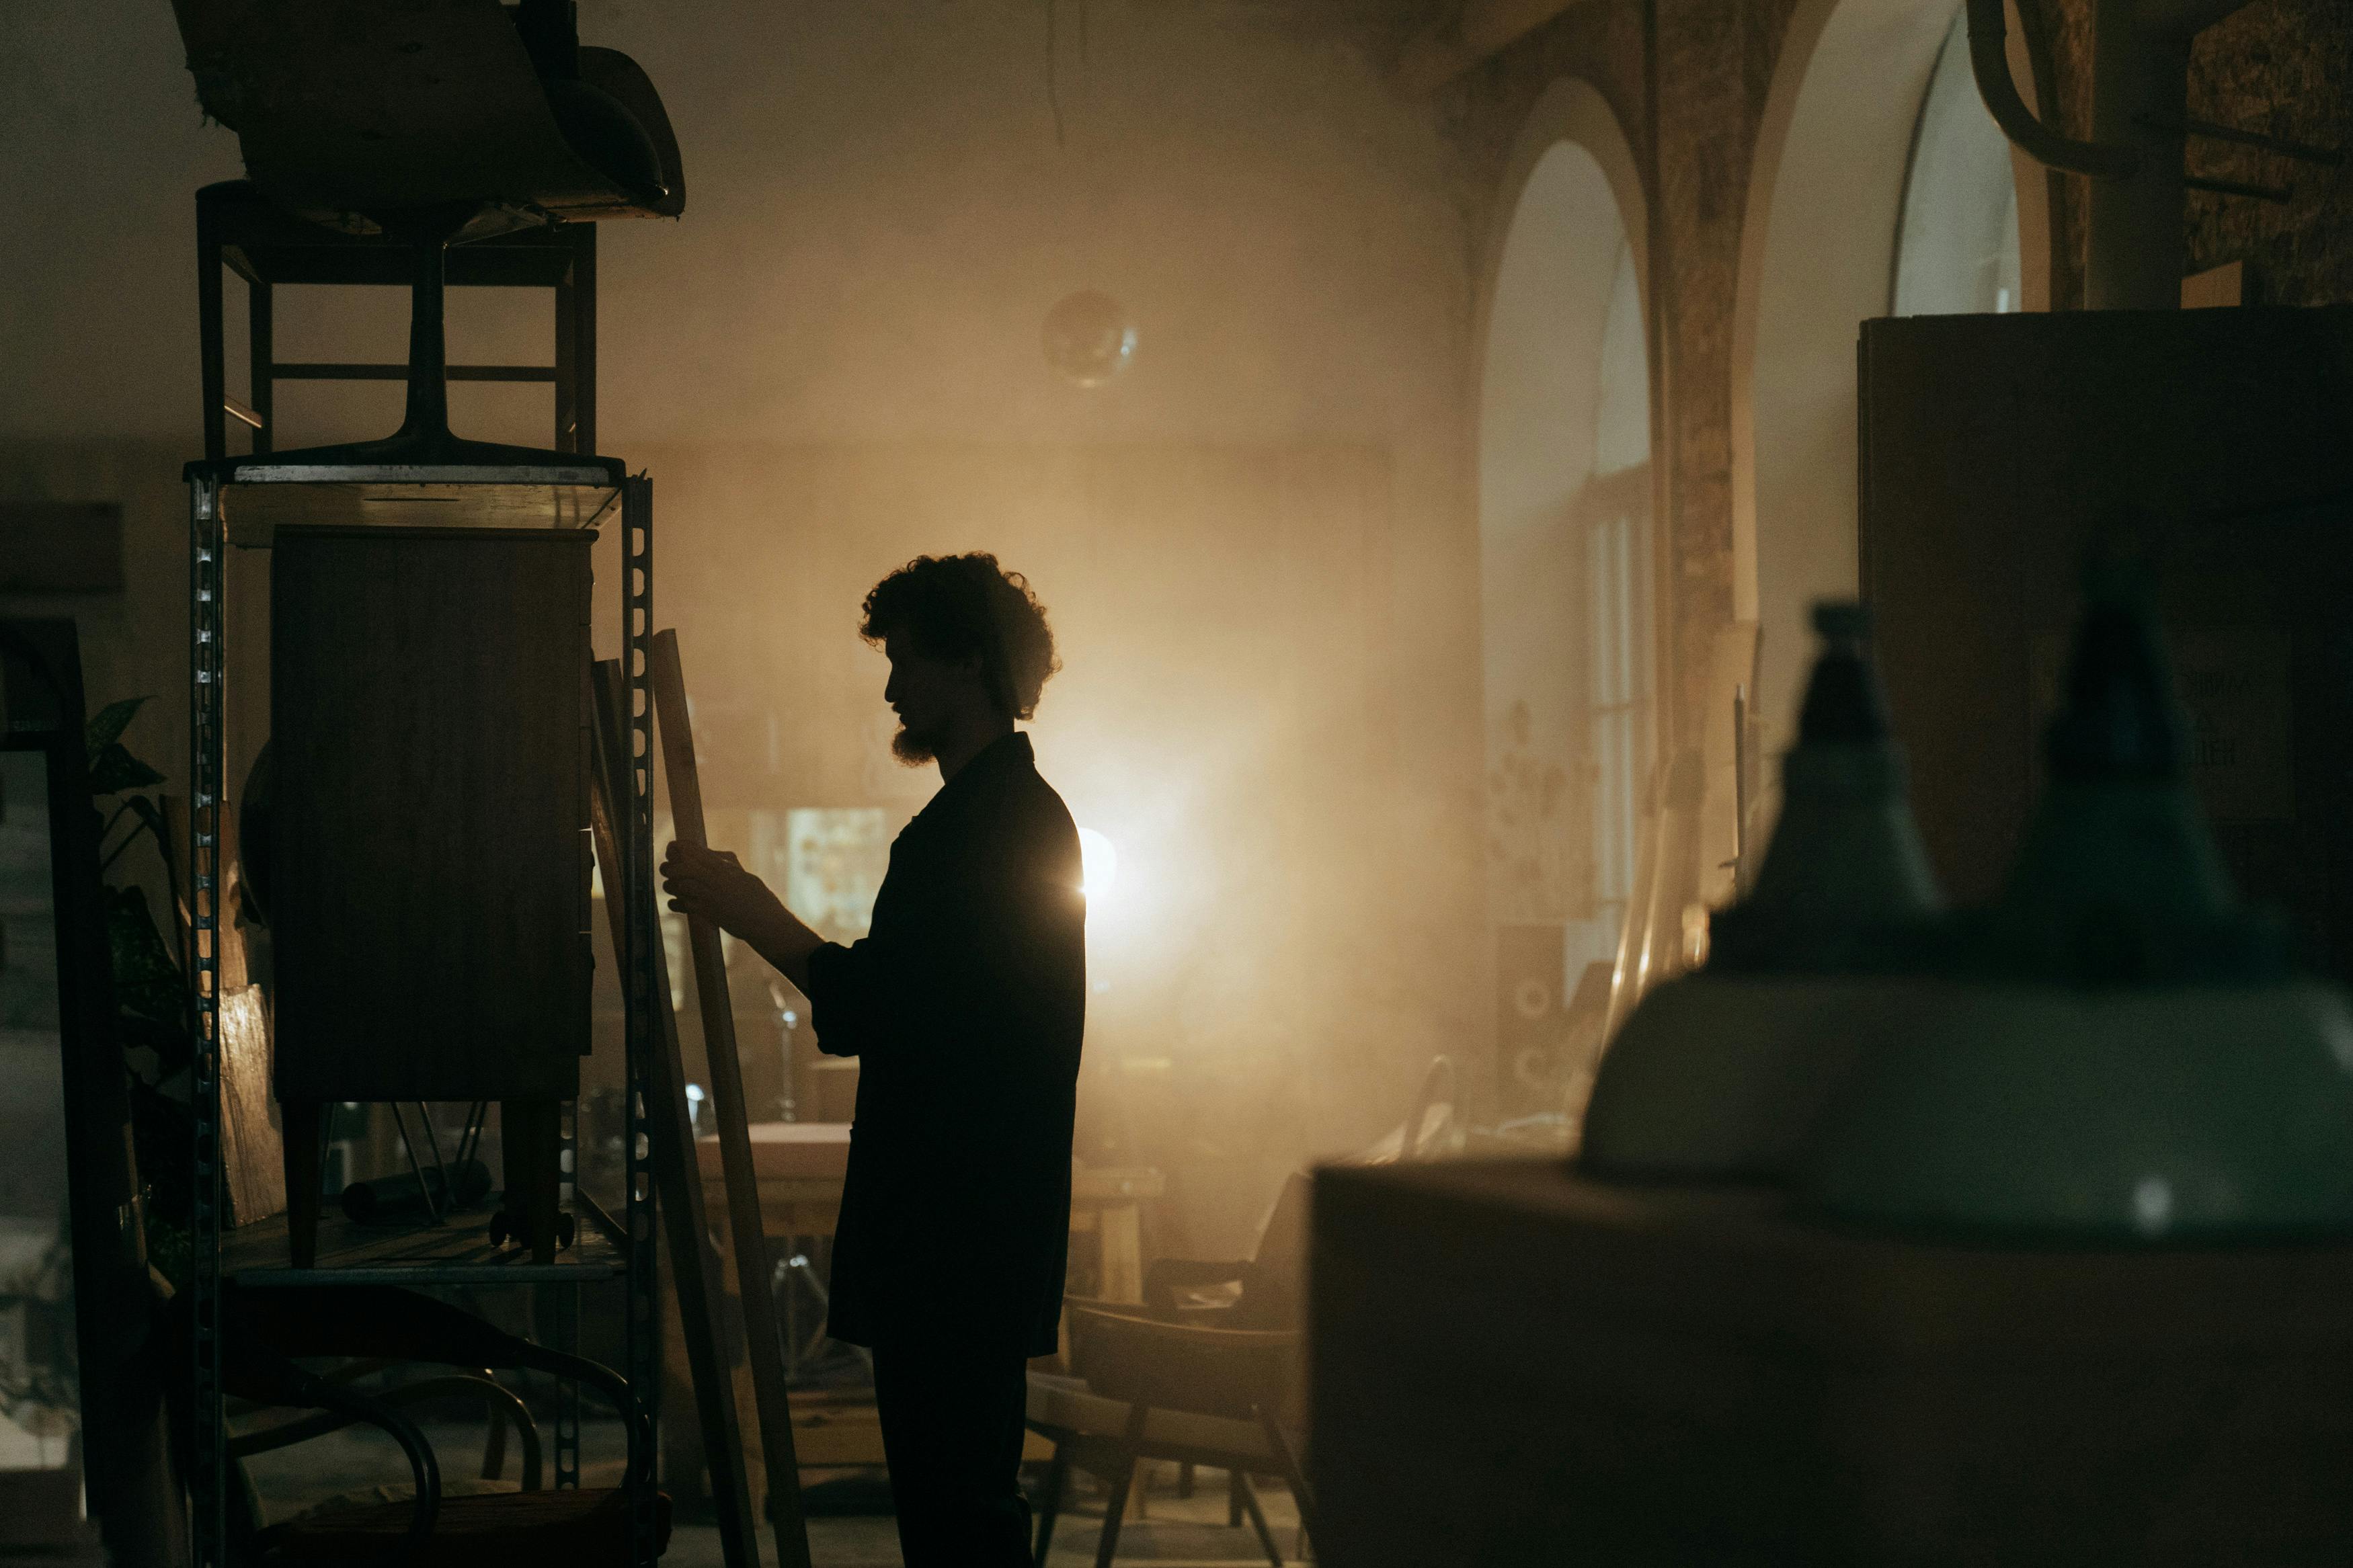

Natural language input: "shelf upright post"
[197,190,227,462]
[248,271,274,456]
[188,472,229,1567]
[576,226,598,456]
[621,473,661,1565]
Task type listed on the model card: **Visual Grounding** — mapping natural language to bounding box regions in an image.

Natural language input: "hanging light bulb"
[1579,602,1948,1180]
[1043,290,1137,386]
[1801,559,2353,1240]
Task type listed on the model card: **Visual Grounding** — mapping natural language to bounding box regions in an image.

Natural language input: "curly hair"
[859,553,1062,720]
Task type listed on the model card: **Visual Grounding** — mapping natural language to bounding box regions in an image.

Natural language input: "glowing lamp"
[1077,827,1119,903]
[1078,827,1125,903]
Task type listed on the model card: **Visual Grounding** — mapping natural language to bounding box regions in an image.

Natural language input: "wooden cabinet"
[270,524,594,1261]
[1857,306,2353,971]
[1313,1161,2353,1565]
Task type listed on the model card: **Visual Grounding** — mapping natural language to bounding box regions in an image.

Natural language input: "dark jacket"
[804,732,1086,1356]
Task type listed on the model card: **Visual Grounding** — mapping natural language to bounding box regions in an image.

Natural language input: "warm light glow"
[1077,827,1120,903]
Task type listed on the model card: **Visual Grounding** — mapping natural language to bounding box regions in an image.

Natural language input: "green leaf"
[104,885,184,997]
[89,742,165,796]
[85,696,149,763]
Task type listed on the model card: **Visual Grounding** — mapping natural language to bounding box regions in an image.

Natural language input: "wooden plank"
[223,1203,624,1284]
[649,628,813,1568]
[588,659,760,1568]
[216,984,285,1226]
[175,790,284,1229]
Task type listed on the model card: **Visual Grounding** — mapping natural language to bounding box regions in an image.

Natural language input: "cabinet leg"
[281,1100,324,1268]
[502,1100,561,1264]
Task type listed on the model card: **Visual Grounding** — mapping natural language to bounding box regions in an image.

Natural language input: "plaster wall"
[1,0,1482,1249]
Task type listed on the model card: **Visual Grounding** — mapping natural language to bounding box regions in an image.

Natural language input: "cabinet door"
[272,526,592,1100]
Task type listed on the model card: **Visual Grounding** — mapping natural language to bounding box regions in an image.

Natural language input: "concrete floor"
[243,1416,1308,1565]
[671,1468,1308,1565]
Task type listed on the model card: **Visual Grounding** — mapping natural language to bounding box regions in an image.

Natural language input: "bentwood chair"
[183,1282,670,1565]
[1027,1303,1312,1568]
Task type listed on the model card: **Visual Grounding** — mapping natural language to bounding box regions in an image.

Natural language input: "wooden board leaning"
[647,630,814,1568]
[587,659,762,1568]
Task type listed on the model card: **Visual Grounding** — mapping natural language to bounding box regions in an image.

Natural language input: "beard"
[889,720,941,766]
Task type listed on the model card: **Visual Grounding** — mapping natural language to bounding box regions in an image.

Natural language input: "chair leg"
[1093,1403,1150,1568]
[480,1391,509,1481]
[1033,1444,1070,1568]
[1228,1467,1244,1528]
[1092,1464,1133,1568]
[1258,1408,1320,1553]
[1177,1460,1195,1500]
[1234,1473,1282,1567]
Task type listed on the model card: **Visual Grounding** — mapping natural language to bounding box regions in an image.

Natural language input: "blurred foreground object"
[1580,603,1945,1180]
[1803,562,2353,1238]
[1314,1160,2353,1566]
[1043,290,1138,386]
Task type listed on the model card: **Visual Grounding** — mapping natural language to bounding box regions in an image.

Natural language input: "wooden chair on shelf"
[183,1282,669,1566]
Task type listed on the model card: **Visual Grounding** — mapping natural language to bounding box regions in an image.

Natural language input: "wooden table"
[690,1123,1163,1294]
[662,1122,1162,1506]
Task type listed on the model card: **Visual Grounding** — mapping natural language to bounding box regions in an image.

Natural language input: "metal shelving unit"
[184,184,662,1568]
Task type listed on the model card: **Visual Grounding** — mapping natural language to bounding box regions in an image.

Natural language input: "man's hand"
[662,841,780,938]
[662,841,825,993]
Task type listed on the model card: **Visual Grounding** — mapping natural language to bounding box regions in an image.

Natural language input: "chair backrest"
[1232,1171,1310,1329]
[1068,1306,1300,1426]
[1401,1054,1458,1159]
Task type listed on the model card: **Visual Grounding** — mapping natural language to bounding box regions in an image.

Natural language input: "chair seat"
[281,1477,523,1515]
[266,1486,671,1565]
[1025,1372,1276,1465]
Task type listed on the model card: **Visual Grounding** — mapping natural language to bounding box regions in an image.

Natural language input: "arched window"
[1477,83,1652,1106]
[1894,9,2026,317]
[1734,0,2048,838]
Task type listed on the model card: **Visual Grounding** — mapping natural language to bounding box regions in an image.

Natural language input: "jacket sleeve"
[803,936,886,1058]
[803,805,1084,1065]
[801,833,942,1059]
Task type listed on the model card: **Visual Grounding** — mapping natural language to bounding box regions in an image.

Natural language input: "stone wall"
[2184,0,2353,302]
[1450,0,2353,757]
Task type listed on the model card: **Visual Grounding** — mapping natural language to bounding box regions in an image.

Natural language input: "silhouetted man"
[662,553,1084,1567]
